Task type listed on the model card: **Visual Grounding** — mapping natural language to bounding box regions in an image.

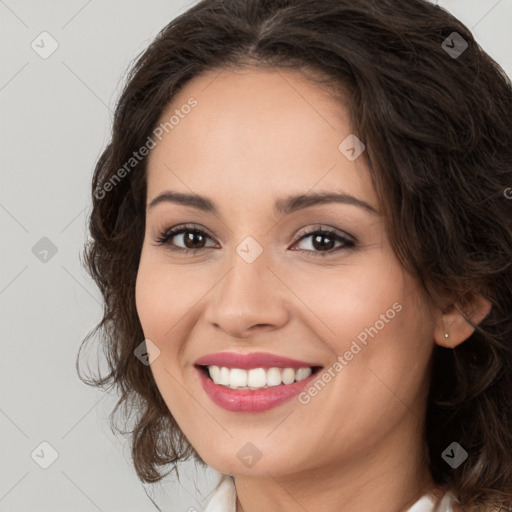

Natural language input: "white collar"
[204,475,458,512]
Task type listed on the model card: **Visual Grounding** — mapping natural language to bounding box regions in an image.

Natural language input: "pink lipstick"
[194,352,322,412]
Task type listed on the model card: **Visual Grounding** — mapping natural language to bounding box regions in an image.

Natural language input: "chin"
[202,447,304,478]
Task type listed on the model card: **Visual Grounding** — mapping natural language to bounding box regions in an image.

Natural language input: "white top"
[204,475,458,512]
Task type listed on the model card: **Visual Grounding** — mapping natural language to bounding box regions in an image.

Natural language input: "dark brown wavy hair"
[77,0,512,509]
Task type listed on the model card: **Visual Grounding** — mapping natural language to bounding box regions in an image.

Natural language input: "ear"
[433,290,492,348]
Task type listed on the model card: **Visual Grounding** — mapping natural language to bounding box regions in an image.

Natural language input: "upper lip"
[194,351,322,370]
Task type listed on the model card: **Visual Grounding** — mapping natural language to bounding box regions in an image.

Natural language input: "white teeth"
[266,367,282,387]
[247,368,267,388]
[281,368,295,385]
[209,365,221,382]
[295,367,312,381]
[229,368,247,389]
[219,366,230,386]
[206,366,314,389]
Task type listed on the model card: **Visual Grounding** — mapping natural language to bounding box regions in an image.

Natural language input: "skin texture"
[135,67,491,512]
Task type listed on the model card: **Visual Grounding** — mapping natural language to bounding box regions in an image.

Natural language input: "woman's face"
[135,67,439,478]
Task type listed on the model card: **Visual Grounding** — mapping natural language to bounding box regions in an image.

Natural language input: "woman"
[78,0,512,511]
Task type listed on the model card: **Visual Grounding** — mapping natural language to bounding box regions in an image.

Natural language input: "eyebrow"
[147,190,379,216]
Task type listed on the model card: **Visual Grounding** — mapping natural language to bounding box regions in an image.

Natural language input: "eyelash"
[154,223,356,258]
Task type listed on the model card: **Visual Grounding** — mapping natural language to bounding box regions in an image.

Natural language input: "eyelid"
[293,223,356,244]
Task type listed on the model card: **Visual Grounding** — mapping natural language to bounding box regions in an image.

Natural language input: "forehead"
[145,67,377,212]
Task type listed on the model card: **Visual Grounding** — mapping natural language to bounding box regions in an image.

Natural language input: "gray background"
[1,0,511,511]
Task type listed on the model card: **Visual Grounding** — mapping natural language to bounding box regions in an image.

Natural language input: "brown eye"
[155,225,217,253]
[154,224,356,257]
[179,230,208,249]
[291,228,356,257]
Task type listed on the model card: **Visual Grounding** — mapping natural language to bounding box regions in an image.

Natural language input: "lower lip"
[195,366,319,412]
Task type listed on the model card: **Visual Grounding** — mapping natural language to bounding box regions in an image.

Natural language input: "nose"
[203,246,290,339]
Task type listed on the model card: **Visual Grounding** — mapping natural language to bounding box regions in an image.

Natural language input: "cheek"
[286,269,434,457]
[281,258,407,342]
[135,258,162,339]
[287,259,434,393]
[134,252,193,344]
[135,256,198,420]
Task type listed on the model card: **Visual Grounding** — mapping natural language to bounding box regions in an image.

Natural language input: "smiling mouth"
[196,364,323,390]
